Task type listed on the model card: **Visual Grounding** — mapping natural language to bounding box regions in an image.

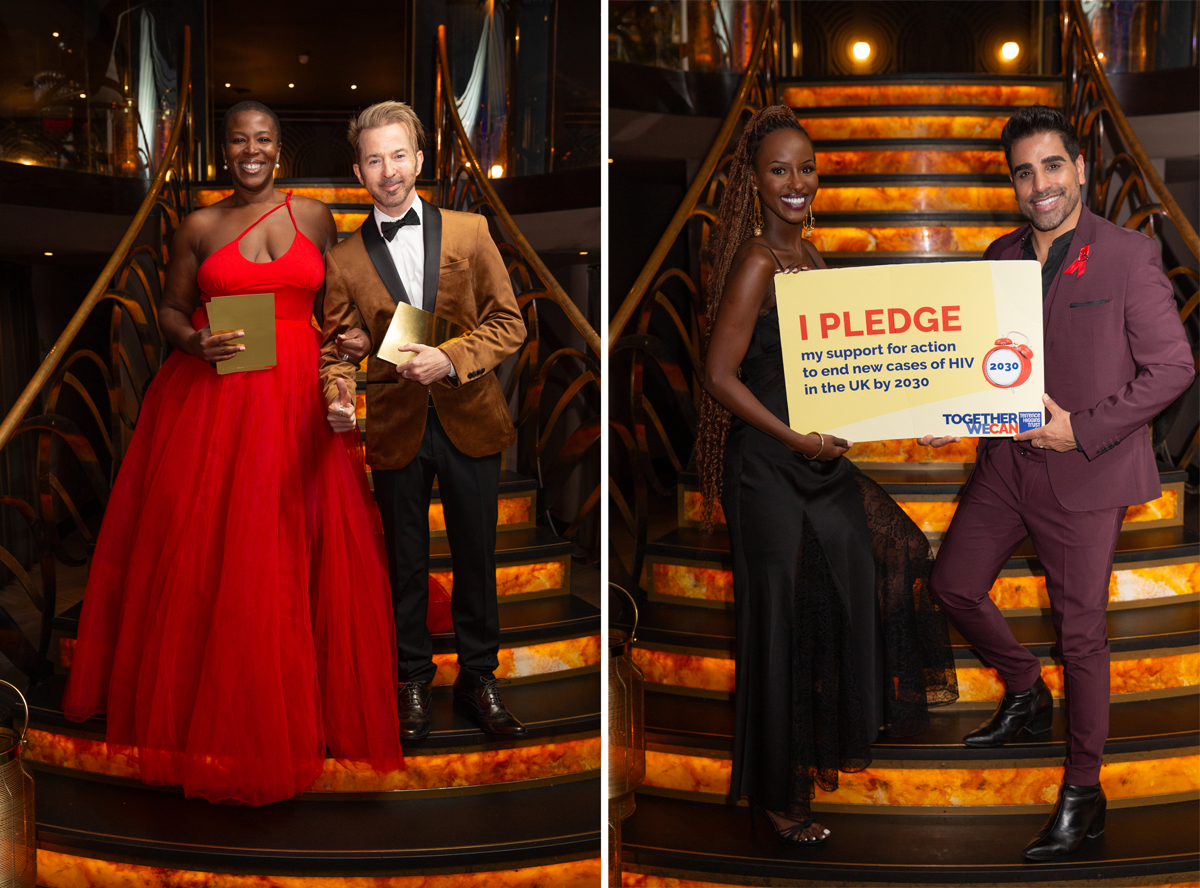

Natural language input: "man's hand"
[326,379,357,433]
[335,329,371,364]
[916,434,963,448]
[1014,393,1076,452]
[396,343,454,385]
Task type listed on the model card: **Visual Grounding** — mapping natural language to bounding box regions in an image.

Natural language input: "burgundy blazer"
[980,204,1194,512]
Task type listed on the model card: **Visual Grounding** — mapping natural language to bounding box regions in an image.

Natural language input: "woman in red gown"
[63,102,428,805]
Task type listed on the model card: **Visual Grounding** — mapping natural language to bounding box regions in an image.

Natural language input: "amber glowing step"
[816,149,1010,175]
[815,185,1016,212]
[811,225,1012,253]
[40,852,601,888]
[642,748,1199,809]
[193,180,436,208]
[799,115,1009,141]
[780,81,1061,109]
[622,793,1200,888]
[33,768,600,874]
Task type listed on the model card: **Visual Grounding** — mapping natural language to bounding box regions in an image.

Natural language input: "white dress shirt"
[372,198,456,378]
[374,199,425,311]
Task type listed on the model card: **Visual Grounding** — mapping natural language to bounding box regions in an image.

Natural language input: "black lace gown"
[722,306,959,823]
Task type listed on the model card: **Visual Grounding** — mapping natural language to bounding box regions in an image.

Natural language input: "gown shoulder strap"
[746,241,785,271]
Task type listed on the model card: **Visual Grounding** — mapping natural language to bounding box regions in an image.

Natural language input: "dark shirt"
[1022,228,1076,300]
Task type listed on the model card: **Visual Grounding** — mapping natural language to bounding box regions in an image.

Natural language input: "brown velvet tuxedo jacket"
[318,200,525,470]
[980,204,1194,512]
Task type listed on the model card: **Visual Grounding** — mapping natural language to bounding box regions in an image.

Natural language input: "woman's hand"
[789,431,851,460]
[778,260,812,274]
[191,325,245,362]
[335,329,371,364]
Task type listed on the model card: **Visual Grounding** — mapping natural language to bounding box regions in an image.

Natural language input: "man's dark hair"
[1000,105,1080,171]
[220,101,281,142]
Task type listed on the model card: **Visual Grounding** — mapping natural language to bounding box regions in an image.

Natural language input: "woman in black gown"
[697,106,959,843]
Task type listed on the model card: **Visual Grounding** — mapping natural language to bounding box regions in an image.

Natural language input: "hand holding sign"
[1013,394,1076,451]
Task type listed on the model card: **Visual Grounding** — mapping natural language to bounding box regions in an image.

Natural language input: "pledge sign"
[775,260,1045,442]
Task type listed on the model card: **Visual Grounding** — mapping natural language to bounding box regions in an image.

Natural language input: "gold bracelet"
[803,432,824,460]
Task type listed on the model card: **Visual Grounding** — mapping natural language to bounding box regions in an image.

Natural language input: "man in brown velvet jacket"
[320,101,527,740]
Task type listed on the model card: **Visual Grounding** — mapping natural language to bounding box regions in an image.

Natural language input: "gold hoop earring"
[803,206,815,239]
[752,187,764,237]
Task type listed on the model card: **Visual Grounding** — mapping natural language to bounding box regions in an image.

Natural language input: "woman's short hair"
[220,101,280,142]
[348,101,426,160]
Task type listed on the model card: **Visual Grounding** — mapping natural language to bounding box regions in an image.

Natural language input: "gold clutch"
[377,301,469,365]
[205,292,276,375]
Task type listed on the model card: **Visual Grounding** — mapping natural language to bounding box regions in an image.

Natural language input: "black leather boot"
[454,674,527,735]
[963,675,1052,747]
[1023,782,1106,860]
[397,680,433,740]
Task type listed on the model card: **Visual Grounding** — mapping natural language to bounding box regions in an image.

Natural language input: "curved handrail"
[1062,0,1199,261]
[434,26,600,358]
[609,2,776,351]
[0,29,193,453]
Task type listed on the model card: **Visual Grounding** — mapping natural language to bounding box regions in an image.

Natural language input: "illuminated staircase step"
[193,180,436,207]
[40,852,599,888]
[641,748,1198,809]
[815,184,1017,212]
[28,670,599,754]
[816,149,1010,174]
[644,689,1198,761]
[780,80,1061,109]
[34,769,600,874]
[633,598,1197,659]
[812,225,1010,255]
[25,673,600,791]
[800,114,1010,141]
[621,795,1197,887]
[676,469,1186,534]
[56,591,597,656]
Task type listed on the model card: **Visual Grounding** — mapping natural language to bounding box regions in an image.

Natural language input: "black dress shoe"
[453,675,527,735]
[963,676,1052,747]
[1024,782,1106,860]
[397,680,432,740]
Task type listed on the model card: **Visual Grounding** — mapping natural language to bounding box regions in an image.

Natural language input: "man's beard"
[1021,185,1081,232]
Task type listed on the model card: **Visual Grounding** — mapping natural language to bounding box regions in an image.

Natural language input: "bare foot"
[763,808,831,843]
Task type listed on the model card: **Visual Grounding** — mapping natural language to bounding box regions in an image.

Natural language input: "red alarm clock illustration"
[982,331,1033,389]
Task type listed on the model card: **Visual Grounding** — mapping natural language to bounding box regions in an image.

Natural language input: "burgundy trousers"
[930,440,1126,785]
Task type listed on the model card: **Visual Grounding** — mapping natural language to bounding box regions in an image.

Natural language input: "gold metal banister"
[435,26,600,358]
[1062,0,1199,262]
[434,24,600,553]
[609,2,776,351]
[0,29,193,454]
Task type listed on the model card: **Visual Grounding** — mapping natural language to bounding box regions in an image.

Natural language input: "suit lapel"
[360,210,411,307]
[1044,205,1097,328]
[421,199,442,316]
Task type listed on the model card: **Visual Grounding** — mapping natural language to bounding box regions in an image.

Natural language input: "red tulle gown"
[63,194,427,805]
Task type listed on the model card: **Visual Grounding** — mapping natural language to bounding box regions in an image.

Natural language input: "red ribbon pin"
[1063,244,1090,277]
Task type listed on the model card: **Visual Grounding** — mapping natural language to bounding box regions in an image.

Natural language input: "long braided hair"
[695,106,811,525]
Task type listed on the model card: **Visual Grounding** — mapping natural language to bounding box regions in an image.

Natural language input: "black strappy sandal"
[749,798,830,844]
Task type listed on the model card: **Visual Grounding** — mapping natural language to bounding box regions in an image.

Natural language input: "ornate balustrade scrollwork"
[0,30,194,682]
[608,3,777,593]
[434,26,602,556]
[1062,0,1200,470]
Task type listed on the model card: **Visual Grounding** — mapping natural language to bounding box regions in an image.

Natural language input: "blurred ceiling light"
[852,41,871,61]
[44,251,53,256]
[489,164,504,178]
[51,31,59,37]
[225,82,231,87]
[351,84,357,90]
[288,83,295,88]
[1001,42,1020,60]
[79,92,86,98]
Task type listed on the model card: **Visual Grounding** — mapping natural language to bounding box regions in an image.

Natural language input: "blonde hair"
[348,101,426,159]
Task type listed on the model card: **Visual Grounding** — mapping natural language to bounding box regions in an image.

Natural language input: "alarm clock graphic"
[982,331,1033,389]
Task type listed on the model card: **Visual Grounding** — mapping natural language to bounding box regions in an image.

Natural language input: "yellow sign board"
[775,260,1045,441]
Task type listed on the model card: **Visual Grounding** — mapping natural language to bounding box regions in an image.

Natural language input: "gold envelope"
[377,300,469,365]
[205,292,276,375]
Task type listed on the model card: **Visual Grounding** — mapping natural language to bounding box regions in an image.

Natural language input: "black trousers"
[372,406,501,684]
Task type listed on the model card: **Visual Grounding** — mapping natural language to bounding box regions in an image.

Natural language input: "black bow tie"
[380,207,419,241]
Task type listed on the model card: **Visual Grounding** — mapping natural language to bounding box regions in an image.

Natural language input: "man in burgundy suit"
[922,106,1194,860]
